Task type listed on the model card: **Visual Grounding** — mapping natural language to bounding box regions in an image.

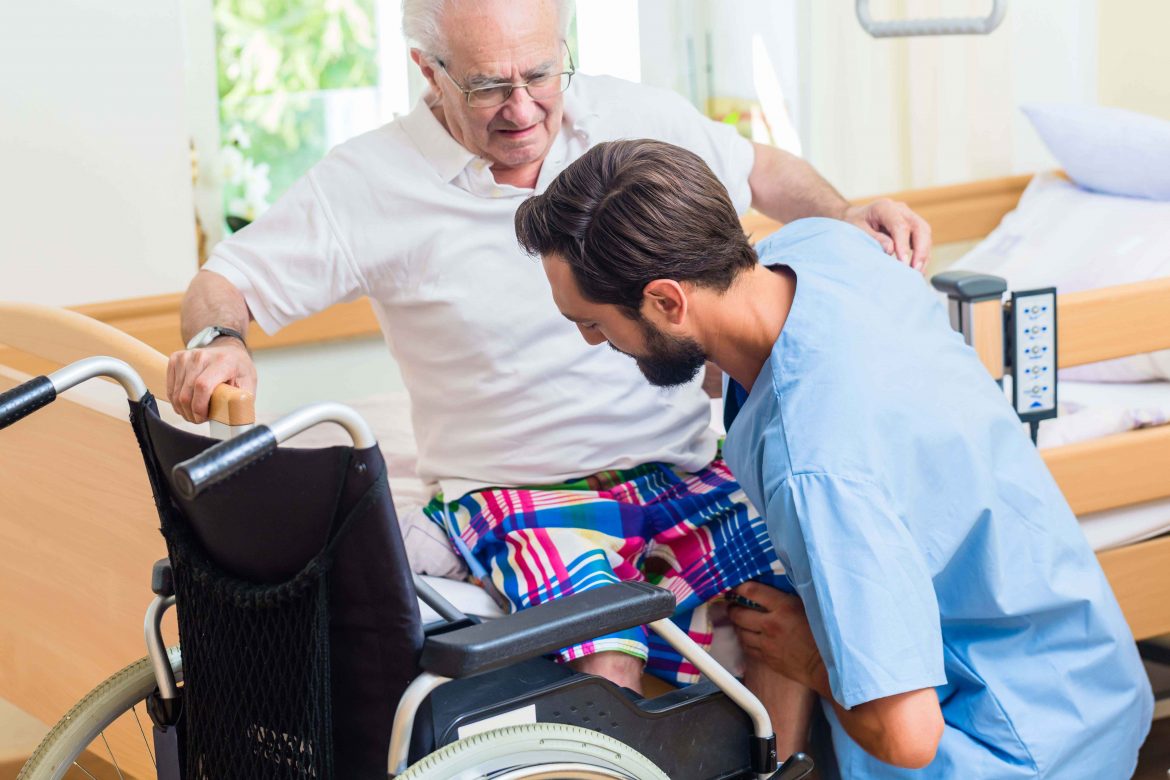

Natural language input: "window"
[212,0,413,229]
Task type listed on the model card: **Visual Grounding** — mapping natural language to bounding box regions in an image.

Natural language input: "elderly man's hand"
[843,199,932,273]
[167,340,257,423]
[728,582,830,697]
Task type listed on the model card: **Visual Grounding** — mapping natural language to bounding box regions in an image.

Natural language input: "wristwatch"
[186,325,246,351]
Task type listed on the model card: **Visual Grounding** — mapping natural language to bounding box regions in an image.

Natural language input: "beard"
[611,318,708,388]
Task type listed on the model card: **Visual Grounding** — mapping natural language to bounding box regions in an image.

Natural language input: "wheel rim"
[19,650,182,780]
[486,767,631,776]
[491,765,633,780]
[399,723,669,780]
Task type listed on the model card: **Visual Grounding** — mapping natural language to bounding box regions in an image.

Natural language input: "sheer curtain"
[630,0,1096,199]
[798,0,1097,198]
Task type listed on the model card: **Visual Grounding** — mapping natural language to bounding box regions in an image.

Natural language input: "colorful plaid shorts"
[423,459,788,685]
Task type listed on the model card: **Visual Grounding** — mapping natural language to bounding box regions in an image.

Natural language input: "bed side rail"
[1055,277,1170,369]
[933,273,1170,373]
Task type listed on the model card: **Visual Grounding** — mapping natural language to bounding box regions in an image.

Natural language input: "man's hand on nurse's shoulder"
[167,339,257,423]
[842,198,933,273]
[727,582,831,698]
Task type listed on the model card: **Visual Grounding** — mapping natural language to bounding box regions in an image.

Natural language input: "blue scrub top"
[722,219,1152,779]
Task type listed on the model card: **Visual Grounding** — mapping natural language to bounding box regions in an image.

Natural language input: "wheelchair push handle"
[0,356,148,430]
[173,424,278,500]
[172,401,378,499]
[0,376,56,429]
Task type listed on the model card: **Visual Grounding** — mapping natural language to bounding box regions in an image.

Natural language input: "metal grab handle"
[856,0,1007,38]
[172,401,378,499]
[0,356,148,430]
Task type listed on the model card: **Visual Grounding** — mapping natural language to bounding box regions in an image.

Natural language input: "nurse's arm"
[730,582,944,769]
[827,688,944,769]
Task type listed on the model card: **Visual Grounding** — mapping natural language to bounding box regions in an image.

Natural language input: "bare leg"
[743,655,818,759]
[570,651,645,695]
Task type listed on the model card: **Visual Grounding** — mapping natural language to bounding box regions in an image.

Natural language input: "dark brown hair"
[515,139,757,317]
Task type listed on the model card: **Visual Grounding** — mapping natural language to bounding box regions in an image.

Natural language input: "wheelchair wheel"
[18,647,182,780]
[399,722,670,779]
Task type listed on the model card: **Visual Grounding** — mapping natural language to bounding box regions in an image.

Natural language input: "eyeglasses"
[435,43,575,108]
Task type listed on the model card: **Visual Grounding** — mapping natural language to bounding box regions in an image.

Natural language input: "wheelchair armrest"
[930,270,1007,302]
[419,581,675,679]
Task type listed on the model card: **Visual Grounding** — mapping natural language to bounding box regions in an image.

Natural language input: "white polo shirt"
[203,74,756,499]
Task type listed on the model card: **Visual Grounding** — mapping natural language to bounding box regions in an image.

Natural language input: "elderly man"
[516,138,1152,778]
[168,0,929,732]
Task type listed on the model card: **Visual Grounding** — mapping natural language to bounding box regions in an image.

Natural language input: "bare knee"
[570,651,645,694]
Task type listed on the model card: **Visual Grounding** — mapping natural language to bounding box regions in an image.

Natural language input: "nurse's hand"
[842,199,932,273]
[730,583,944,769]
[727,582,831,697]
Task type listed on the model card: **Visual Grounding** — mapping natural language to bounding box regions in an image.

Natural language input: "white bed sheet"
[1035,379,1170,449]
[1041,380,1170,551]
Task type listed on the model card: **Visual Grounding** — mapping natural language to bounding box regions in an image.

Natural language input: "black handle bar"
[0,376,57,430]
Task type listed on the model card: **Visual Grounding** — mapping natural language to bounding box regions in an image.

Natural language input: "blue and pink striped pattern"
[425,459,788,685]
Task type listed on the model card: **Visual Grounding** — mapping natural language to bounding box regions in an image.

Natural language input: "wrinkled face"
[427,0,565,176]
[542,256,707,387]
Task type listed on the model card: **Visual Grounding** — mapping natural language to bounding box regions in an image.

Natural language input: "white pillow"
[1023,103,1170,201]
[952,173,1170,381]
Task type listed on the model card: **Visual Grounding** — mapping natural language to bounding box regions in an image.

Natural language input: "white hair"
[402,0,575,59]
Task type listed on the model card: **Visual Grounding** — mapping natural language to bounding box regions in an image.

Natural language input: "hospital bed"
[1,172,1168,771]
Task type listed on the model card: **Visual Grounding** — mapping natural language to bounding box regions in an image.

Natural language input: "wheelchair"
[1,356,815,780]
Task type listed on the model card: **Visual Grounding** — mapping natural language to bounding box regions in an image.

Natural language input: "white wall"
[0,1,198,307]
[1098,0,1170,120]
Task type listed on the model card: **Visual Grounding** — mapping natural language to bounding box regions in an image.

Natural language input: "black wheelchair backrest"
[130,394,423,780]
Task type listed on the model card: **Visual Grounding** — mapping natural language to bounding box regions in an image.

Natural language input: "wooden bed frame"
[1,172,1167,776]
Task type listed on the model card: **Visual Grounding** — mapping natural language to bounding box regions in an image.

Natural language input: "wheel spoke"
[132,705,156,767]
[99,732,126,780]
[69,761,100,780]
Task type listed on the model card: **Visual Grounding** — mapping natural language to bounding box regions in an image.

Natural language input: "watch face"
[187,326,219,350]
[187,326,243,350]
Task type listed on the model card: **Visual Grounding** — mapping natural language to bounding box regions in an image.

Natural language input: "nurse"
[516,138,1153,778]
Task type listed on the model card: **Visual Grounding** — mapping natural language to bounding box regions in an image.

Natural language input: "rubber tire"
[398,722,670,780]
[18,647,183,780]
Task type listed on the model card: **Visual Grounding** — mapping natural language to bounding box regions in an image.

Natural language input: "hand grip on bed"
[172,400,378,499]
[930,270,1007,302]
[1,356,148,430]
[855,0,1007,38]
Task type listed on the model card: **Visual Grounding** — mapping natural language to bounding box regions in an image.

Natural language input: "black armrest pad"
[420,581,675,678]
[930,270,1007,302]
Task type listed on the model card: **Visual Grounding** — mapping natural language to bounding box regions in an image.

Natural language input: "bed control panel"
[1009,288,1058,423]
